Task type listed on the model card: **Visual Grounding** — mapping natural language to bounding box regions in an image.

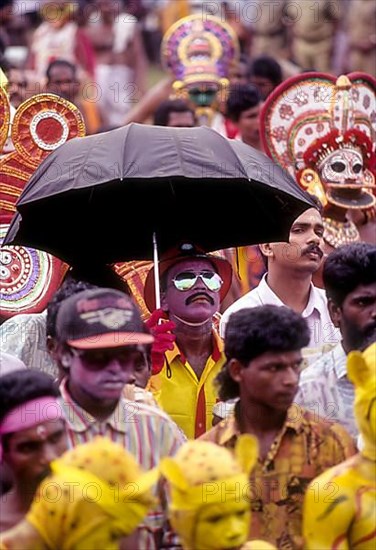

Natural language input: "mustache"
[186,292,214,306]
[302,244,324,258]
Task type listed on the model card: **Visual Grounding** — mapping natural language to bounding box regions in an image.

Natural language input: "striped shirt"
[59,379,186,549]
[295,343,357,440]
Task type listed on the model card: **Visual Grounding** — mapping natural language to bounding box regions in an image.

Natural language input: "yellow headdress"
[25,436,157,549]
[160,435,258,549]
[347,343,376,462]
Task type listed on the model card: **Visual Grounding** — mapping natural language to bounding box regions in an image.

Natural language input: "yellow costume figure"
[0,436,157,549]
[160,435,275,550]
[303,343,376,549]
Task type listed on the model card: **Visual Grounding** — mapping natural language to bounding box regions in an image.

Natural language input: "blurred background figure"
[226,84,263,150]
[345,0,376,73]
[248,55,283,100]
[153,98,195,127]
[84,0,148,129]
[26,0,95,80]
[44,58,102,134]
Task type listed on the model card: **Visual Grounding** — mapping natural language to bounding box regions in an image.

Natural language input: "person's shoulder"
[301,409,355,447]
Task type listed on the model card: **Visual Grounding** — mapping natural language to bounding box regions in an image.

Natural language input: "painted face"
[233,350,303,411]
[3,419,67,486]
[334,283,376,352]
[269,208,324,273]
[194,500,250,550]
[319,149,364,185]
[65,345,144,403]
[161,258,221,324]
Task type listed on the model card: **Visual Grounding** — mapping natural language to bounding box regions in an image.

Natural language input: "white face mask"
[319,148,364,185]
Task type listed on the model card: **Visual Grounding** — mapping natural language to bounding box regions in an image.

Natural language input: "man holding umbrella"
[144,243,233,439]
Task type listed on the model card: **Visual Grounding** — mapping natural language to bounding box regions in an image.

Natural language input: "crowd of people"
[0,0,375,549]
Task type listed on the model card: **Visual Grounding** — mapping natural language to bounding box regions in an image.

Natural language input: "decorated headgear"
[347,343,376,462]
[260,72,376,212]
[161,14,239,110]
[0,87,85,318]
[143,242,233,313]
[22,437,157,549]
[159,435,257,549]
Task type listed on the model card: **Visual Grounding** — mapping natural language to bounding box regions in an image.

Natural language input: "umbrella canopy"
[4,124,316,265]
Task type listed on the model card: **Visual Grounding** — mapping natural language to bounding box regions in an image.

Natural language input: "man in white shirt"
[296,242,376,441]
[220,206,340,362]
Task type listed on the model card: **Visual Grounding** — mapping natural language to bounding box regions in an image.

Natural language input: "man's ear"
[259,243,273,259]
[327,299,341,327]
[228,358,244,383]
[46,335,57,356]
[60,346,72,369]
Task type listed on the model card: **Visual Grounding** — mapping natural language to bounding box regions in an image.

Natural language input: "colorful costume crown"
[260,72,376,211]
[0,87,85,318]
[161,14,239,93]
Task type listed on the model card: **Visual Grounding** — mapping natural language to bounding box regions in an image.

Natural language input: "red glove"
[146,309,176,375]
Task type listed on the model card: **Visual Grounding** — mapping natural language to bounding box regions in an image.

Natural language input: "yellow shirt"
[201,406,356,549]
[148,331,225,439]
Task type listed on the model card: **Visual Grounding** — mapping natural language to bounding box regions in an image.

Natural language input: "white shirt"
[220,274,340,352]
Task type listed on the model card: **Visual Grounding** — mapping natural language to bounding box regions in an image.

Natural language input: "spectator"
[202,305,355,547]
[153,98,195,127]
[54,287,185,548]
[226,84,262,150]
[220,206,340,365]
[0,370,67,531]
[296,242,376,441]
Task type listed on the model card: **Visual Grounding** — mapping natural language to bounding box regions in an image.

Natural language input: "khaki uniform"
[252,0,288,58]
[288,0,341,72]
[347,0,376,74]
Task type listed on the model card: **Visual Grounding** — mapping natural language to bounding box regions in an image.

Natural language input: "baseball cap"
[144,243,233,312]
[56,288,154,349]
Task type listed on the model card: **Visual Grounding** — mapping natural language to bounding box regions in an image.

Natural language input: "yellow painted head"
[26,436,157,549]
[347,342,376,461]
[160,434,258,549]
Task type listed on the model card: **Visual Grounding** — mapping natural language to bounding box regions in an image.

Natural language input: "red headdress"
[260,72,376,211]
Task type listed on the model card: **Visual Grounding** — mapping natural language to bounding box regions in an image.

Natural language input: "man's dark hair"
[249,55,283,87]
[226,84,261,122]
[323,243,376,307]
[46,59,76,82]
[153,99,195,126]
[0,370,59,423]
[216,305,310,400]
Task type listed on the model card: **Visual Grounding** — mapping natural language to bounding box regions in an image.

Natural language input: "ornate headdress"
[260,72,376,211]
[0,87,85,318]
[161,14,239,124]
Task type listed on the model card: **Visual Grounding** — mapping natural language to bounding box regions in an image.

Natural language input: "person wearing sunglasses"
[52,287,186,549]
[143,243,233,439]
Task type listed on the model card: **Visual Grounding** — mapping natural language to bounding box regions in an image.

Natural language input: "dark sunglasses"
[172,270,223,292]
[70,346,146,367]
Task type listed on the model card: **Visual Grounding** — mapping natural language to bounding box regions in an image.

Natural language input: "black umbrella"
[4,123,316,266]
